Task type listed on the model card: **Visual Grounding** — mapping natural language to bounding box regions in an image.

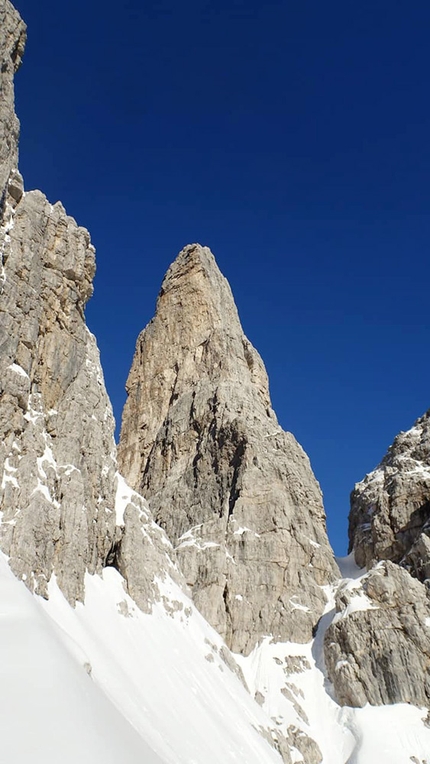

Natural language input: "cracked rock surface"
[349,411,430,579]
[0,181,118,600]
[0,0,180,610]
[118,243,339,654]
[0,0,25,215]
[325,561,430,707]
[327,410,430,710]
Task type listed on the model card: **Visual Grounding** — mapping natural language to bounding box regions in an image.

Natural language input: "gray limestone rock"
[113,475,184,612]
[326,411,430,710]
[0,186,118,601]
[349,410,430,577]
[325,561,430,707]
[0,7,321,760]
[0,0,26,218]
[118,243,339,654]
[0,3,180,612]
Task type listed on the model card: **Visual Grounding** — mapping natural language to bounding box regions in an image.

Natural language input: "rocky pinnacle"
[118,243,339,654]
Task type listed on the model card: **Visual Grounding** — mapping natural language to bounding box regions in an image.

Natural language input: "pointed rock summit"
[119,244,339,653]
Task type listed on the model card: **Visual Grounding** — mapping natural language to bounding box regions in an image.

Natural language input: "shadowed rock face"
[349,410,430,579]
[118,243,339,654]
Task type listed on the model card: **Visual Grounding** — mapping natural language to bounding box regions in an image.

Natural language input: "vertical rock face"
[0,190,119,600]
[0,0,179,608]
[0,4,124,603]
[325,411,430,710]
[118,244,339,654]
[325,560,430,707]
[0,0,25,216]
[349,411,430,578]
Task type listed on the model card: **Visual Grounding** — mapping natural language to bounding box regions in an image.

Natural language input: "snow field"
[0,552,164,764]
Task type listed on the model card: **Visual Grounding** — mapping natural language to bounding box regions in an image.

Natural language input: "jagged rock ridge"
[324,413,430,710]
[118,243,339,654]
[349,410,430,578]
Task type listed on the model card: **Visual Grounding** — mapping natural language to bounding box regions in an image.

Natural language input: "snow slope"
[0,552,164,764]
[2,540,430,764]
[236,555,430,764]
[40,565,284,764]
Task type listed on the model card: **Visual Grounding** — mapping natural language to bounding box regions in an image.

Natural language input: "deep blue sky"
[13,0,430,554]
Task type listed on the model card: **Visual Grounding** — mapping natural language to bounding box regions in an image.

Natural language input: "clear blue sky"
[13,0,430,555]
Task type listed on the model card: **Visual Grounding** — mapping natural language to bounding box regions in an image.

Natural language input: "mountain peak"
[155,242,244,356]
[160,243,225,291]
[118,245,338,654]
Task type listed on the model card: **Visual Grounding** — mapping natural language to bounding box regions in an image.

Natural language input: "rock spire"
[118,243,339,654]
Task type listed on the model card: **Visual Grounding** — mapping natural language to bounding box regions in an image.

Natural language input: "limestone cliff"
[349,410,430,578]
[0,0,179,609]
[5,2,430,756]
[118,243,339,654]
[0,0,25,218]
[325,412,430,709]
[0,11,298,760]
[325,560,430,707]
